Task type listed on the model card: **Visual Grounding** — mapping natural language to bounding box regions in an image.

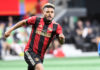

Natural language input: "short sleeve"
[56,24,62,35]
[26,16,37,25]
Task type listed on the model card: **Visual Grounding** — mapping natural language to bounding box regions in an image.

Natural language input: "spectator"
[0,22,7,57]
[83,20,97,51]
[2,17,14,56]
[74,20,84,49]
[75,20,84,36]
[0,23,5,59]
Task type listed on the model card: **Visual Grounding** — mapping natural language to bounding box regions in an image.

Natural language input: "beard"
[44,16,53,23]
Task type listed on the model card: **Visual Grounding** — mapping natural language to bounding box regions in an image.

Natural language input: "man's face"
[43,8,55,21]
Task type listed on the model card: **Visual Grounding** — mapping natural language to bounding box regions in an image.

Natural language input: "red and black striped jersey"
[24,16,62,59]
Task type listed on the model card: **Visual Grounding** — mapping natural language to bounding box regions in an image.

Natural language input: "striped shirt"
[24,16,62,59]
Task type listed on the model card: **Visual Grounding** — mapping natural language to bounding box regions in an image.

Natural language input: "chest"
[35,23,56,38]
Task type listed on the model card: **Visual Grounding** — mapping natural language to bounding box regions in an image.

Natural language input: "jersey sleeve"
[56,24,63,35]
[26,16,37,25]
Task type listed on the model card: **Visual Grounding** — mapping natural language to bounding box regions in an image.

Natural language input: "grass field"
[0,56,100,70]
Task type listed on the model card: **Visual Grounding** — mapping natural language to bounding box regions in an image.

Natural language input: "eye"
[46,11,49,13]
[51,11,54,13]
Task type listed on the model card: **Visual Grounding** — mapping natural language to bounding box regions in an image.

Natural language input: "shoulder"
[52,21,58,25]
[53,21,62,27]
[28,16,36,19]
[52,20,60,25]
[28,16,41,20]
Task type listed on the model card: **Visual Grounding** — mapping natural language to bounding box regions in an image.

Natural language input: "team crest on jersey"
[39,24,42,27]
[35,57,39,61]
[48,28,52,31]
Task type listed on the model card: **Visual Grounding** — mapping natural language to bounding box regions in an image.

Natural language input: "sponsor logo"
[25,51,35,65]
[39,24,42,27]
[48,28,52,31]
[36,29,51,37]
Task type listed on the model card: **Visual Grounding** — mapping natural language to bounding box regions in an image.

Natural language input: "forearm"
[7,20,26,32]
[4,20,27,38]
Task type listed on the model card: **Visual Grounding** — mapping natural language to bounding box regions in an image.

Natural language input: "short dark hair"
[42,3,55,10]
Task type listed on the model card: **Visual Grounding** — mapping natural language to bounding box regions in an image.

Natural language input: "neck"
[43,17,52,24]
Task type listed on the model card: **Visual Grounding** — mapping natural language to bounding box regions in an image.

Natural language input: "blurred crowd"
[0,16,100,60]
[62,17,100,52]
[0,16,31,59]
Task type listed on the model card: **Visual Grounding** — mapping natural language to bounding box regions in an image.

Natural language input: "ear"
[42,8,46,14]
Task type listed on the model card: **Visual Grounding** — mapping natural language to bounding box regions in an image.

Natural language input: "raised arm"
[4,16,37,38]
[4,20,26,38]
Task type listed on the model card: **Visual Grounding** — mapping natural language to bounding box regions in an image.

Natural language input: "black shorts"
[24,51,43,70]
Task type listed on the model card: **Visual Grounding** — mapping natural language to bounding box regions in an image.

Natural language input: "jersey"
[24,16,62,59]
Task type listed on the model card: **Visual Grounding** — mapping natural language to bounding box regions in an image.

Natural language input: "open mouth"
[48,16,52,19]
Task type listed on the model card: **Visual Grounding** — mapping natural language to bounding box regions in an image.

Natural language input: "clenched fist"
[4,31,11,38]
[59,34,65,39]
[58,33,65,44]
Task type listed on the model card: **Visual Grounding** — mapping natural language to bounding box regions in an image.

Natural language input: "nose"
[49,13,51,17]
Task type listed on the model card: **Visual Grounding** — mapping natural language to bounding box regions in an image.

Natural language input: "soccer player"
[4,3,65,70]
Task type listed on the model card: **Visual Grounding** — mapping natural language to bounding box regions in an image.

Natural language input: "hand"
[58,34,65,44]
[4,31,11,38]
[59,34,65,40]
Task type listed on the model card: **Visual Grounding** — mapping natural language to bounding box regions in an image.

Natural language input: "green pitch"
[0,56,100,70]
